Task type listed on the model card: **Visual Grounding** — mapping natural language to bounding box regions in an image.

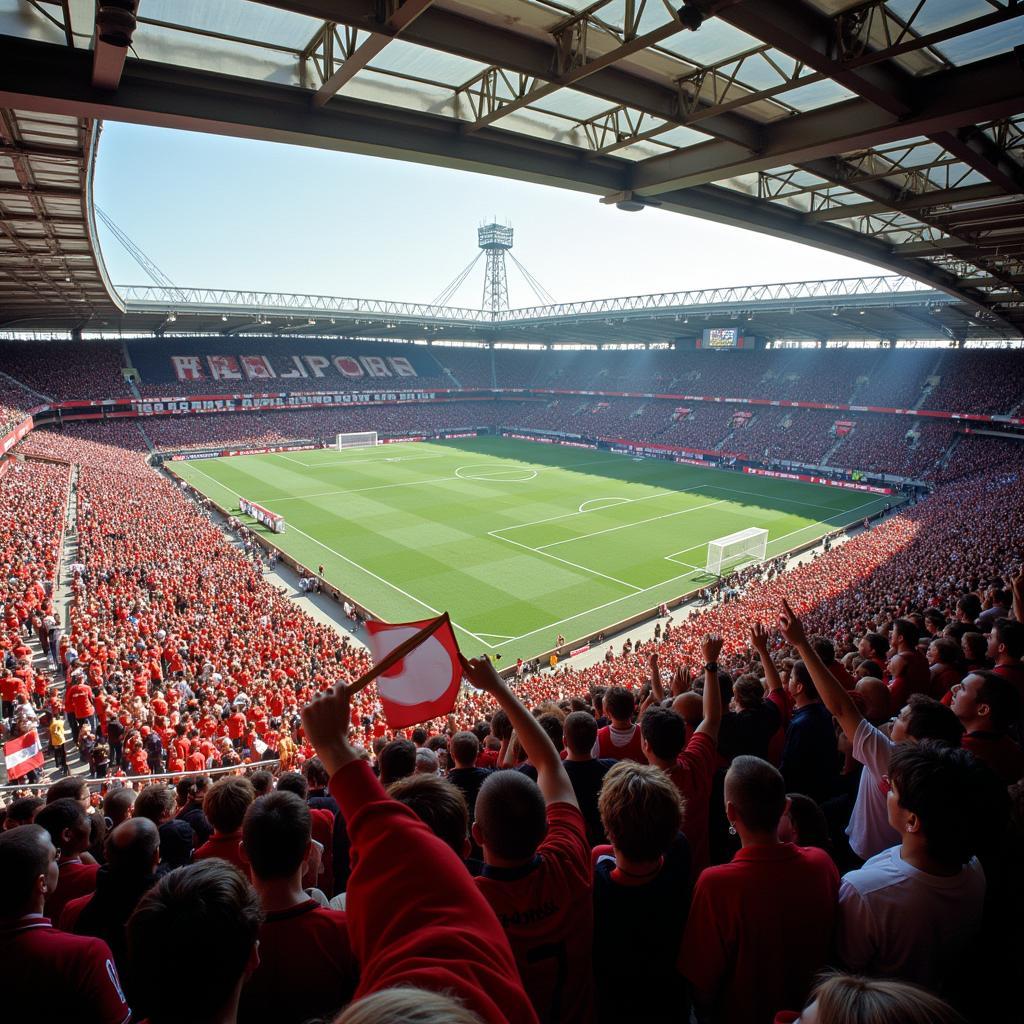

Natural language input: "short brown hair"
[564,710,597,756]
[449,731,479,767]
[388,775,468,855]
[604,686,635,721]
[203,776,255,835]
[598,762,682,861]
[134,784,177,825]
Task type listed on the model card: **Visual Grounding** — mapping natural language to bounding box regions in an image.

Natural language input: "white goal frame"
[706,527,769,576]
[335,431,378,450]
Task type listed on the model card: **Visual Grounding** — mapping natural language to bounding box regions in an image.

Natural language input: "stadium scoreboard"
[700,327,741,348]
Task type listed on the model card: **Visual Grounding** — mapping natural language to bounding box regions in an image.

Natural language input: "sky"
[93,122,886,309]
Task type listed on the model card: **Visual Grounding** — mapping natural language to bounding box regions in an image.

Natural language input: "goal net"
[706,527,768,576]
[335,431,378,450]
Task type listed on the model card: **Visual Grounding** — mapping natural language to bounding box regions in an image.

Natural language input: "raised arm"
[649,652,666,704]
[778,599,863,741]
[695,634,723,740]
[461,655,578,809]
[1012,564,1024,625]
[749,622,783,694]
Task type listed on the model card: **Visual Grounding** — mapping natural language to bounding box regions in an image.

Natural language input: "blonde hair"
[334,988,483,1024]
[809,973,967,1024]
[598,761,683,862]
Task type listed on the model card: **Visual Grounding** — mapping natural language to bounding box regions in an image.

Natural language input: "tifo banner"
[4,730,44,780]
[744,466,893,495]
[835,419,855,436]
[166,352,423,383]
[239,497,286,533]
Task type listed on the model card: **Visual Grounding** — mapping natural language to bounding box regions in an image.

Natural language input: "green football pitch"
[169,436,896,662]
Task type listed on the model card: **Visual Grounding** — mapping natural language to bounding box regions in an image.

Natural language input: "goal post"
[705,527,769,576]
[335,431,378,450]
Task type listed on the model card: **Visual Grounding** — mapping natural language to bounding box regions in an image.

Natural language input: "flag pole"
[344,613,450,697]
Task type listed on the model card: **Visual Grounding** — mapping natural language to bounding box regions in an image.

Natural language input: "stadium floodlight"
[336,432,378,450]
[705,527,769,577]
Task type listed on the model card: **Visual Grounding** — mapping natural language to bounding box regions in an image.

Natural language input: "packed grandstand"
[1,326,1023,1024]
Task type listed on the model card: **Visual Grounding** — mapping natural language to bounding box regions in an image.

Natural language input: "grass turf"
[169,436,896,662]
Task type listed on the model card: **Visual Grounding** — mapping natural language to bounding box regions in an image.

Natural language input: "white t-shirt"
[846,718,900,860]
[838,846,985,993]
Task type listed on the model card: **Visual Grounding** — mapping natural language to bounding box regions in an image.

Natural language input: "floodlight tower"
[478,222,513,316]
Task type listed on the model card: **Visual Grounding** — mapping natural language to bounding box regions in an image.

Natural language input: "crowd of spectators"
[1,384,1023,1023]
[0,340,128,401]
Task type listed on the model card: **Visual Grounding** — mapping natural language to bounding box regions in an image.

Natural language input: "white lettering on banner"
[171,356,205,381]
[743,466,892,495]
[303,355,329,378]
[278,355,308,379]
[207,355,243,381]
[335,356,364,378]
[361,356,392,378]
[389,356,417,377]
[241,356,275,380]
[239,497,286,533]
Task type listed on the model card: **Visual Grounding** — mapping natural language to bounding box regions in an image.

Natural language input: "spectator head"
[127,861,263,1024]
[923,608,947,635]
[777,793,829,851]
[988,618,1023,664]
[411,728,428,747]
[887,741,1003,868]
[961,631,988,666]
[724,756,787,839]
[241,791,311,881]
[892,618,919,650]
[537,713,565,754]
[103,787,137,829]
[732,675,765,712]
[855,659,883,681]
[176,775,211,808]
[203,776,256,836]
[488,708,512,742]
[640,706,687,763]
[474,771,546,864]
[387,775,470,858]
[854,678,890,724]
[890,694,964,747]
[927,637,961,669]
[951,671,1020,734]
[35,798,91,857]
[303,758,330,791]
[336,989,484,1024]
[248,771,274,797]
[957,593,981,623]
[858,633,888,662]
[45,776,90,808]
[787,661,820,705]
[275,771,309,799]
[379,739,418,785]
[0,824,58,916]
[598,761,682,864]
[812,637,836,664]
[415,747,440,775]
[106,817,160,878]
[603,686,635,725]
[799,973,967,1024]
[3,796,44,829]
[449,730,479,768]
[673,691,704,727]
[563,711,597,757]
[134,784,177,826]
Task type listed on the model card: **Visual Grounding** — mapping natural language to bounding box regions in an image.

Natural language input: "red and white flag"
[5,730,44,780]
[365,615,463,729]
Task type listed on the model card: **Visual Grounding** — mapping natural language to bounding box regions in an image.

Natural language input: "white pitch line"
[273,452,310,467]
[535,497,729,550]
[491,487,689,535]
[178,464,494,649]
[492,531,643,592]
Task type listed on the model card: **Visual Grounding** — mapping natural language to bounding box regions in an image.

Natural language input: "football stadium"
[1,3,1023,1024]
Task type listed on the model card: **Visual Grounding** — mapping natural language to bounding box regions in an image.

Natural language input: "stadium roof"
[1,1,1024,334]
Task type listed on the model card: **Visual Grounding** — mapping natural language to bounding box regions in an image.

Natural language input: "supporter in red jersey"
[926,637,964,700]
[680,755,839,1024]
[592,761,691,1024]
[593,685,647,763]
[127,859,262,1024]
[35,798,100,923]
[193,776,255,872]
[886,619,931,706]
[301,680,537,1024]
[639,639,723,878]
[468,654,593,1024]
[0,825,130,1024]
[950,670,1024,784]
[812,636,856,690]
[238,790,356,1024]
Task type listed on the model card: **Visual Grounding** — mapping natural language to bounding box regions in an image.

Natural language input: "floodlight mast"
[478,222,513,317]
